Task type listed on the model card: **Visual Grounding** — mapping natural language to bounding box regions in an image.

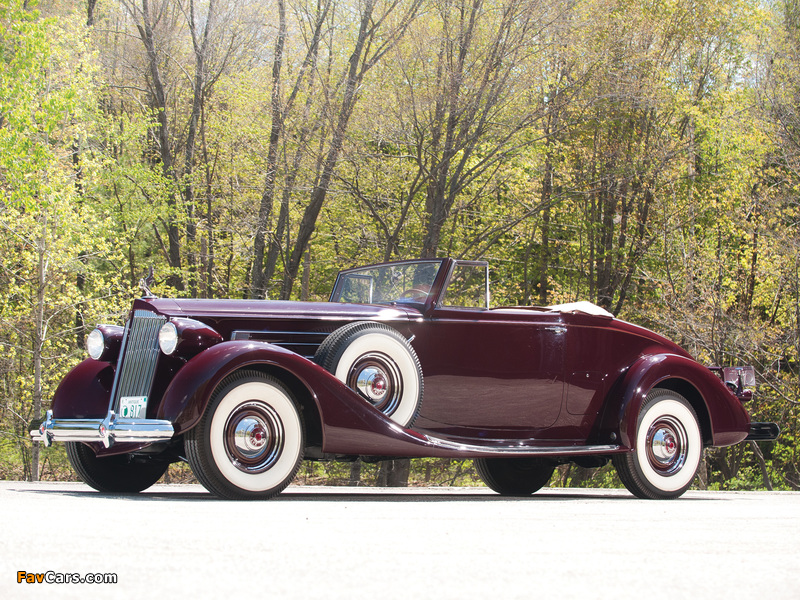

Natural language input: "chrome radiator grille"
[111,310,167,412]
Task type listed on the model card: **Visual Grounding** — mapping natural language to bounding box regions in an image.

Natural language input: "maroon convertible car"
[31,258,779,499]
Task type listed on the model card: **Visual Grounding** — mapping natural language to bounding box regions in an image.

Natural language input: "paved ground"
[1,481,798,599]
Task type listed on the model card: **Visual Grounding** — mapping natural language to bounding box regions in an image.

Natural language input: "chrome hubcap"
[646,416,688,476]
[356,367,388,402]
[224,402,284,474]
[348,353,403,416]
[233,417,269,455]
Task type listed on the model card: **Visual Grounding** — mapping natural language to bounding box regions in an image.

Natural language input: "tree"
[276,0,422,300]
[115,0,260,294]
[0,2,119,481]
[250,0,331,298]
[388,0,557,260]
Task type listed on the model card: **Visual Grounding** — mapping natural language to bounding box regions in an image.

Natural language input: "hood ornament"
[139,267,157,299]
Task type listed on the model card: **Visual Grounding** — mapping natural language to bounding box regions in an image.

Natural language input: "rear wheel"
[475,457,555,496]
[65,442,168,494]
[185,371,304,500]
[613,389,702,499]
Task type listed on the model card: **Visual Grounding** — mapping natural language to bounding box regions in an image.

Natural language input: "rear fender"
[600,353,750,449]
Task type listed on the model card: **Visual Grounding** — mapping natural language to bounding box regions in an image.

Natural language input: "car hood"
[137,297,423,323]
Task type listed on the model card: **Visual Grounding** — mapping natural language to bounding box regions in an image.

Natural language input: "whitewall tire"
[613,389,703,499]
[315,322,423,427]
[186,371,304,500]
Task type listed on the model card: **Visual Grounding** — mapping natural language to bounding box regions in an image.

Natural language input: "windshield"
[331,260,443,305]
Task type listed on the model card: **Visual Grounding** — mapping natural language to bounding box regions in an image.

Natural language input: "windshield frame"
[329,258,491,310]
[437,260,490,310]
[329,259,446,306]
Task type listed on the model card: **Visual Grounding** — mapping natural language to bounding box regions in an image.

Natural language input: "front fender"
[49,358,152,457]
[158,341,330,434]
[603,353,750,449]
[51,359,114,419]
[156,340,460,458]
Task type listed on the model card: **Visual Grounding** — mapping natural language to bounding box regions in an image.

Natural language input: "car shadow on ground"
[11,484,715,502]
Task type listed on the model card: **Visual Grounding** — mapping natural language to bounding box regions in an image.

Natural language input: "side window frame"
[438,261,490,310]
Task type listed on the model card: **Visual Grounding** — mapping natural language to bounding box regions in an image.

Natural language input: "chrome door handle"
[544,326,567,334]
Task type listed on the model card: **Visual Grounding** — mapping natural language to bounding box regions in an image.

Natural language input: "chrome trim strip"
[231,330,330,341]
[31,410,174,448]
[424,435,620,456]
[233,340,321,349]
[106,318,133,413]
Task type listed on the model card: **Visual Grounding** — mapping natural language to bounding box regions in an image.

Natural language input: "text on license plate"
[119,396,148,419]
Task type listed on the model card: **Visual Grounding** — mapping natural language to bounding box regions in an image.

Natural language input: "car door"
[412,307,565,435]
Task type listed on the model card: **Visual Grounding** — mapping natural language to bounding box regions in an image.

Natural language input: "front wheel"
[185,371,304,500]
[613,389,703,499]
[475,457,555,496]
[65,442,168,494]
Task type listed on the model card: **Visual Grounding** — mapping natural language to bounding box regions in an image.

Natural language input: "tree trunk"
[251,0,286,298]
[281,0,377,299]
[135,0,183,289]
[750,441,774,491]
[538,160,552,305]
[31,213,48,482]
[87,0,97,26]
[377,459,411,487]
[348,459,362,486]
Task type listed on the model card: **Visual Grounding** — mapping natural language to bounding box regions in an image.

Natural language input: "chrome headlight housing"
[85,325,125,362]
[158,322,179,355]
[86,329,105,360]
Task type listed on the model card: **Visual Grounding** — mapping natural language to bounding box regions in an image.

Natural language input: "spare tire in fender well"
[314,321,424,428]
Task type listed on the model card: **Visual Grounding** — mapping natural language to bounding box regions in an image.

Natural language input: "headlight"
[159,322,179,355]
[86,329,106,360]
[85,325,124,361]
[158,318,222,357]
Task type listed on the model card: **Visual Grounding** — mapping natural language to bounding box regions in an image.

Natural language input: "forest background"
[2,0,800,491]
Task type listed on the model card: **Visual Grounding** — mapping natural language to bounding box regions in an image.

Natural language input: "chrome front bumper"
[30,410,174,448]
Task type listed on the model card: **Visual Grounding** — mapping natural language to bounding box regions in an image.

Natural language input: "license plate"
[119,396,148,419]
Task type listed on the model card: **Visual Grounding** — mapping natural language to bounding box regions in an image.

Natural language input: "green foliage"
[1,0,798,491]
[0,1,134,480]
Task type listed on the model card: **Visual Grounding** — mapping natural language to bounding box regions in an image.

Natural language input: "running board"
[423,435,621,456]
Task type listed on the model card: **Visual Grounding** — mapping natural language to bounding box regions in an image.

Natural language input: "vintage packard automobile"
[31,258,779,499]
